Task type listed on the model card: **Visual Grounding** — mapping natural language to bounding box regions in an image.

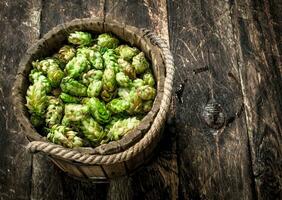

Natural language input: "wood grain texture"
[232,0,282,199]
[104,0,178,199]
[0,0,41,199]
[168,0,254,199]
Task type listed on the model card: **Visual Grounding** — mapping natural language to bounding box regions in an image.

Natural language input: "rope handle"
[26,23,175,165]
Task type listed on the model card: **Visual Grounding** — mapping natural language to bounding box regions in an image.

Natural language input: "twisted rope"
[26,25,175,165]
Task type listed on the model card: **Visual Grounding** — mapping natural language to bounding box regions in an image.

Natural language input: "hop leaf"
[107,98,130,114]
[86,97,111,124]
[117,58,136,79]
[107,117,140,141]
[45,97,64,127]
[97,33,119,49]
[65,54,90,78]
[132,52,149,74]
[82,69,103,86]
[47,125,83,148]
[68,31,93,46]
[80,117,105,145]
[87,80,103,97]
[137,85,156,100]
[60,77,87,97]
[116,45,139,61]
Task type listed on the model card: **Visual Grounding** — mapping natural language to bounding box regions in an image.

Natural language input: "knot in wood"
[202,100,225,129]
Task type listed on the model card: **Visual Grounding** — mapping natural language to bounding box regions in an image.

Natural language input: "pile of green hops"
[25,31,156,148]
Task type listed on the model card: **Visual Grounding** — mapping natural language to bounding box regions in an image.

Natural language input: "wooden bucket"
[12,18,174,180]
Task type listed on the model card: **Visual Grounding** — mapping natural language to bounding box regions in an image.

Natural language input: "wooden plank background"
[0,0,281,199]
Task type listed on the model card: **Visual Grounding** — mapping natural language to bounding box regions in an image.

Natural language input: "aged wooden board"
[168,0,254,199]
[0,0,41,199]
[232,0,282,199]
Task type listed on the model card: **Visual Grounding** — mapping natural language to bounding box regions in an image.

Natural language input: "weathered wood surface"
[0,0,281,199]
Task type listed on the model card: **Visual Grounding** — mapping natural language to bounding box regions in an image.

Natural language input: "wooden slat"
[78,165,106,179]
[0,0,42,199]
[168,0,255,199]
[104,1,178,199]
[102,162,127,178]
[232,0,282,199]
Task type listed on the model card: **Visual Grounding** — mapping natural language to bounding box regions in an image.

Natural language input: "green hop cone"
[60,77,87,97]
[137,85,156,100]
[45,97,64,127]
[97,33,119,49]
[143,71,155,87]
[132,52,149,74]
[103,49,120,72]
[80,117,105,145]
[87,80,103,97]
[64,104,89,122]
[29,69,52,93]
[143,100,153,113]
[65,54,90,78]
[30,114,44,127]
[107,98,130,114]
[81,69,103,86]
[47,64,65,87]
[117,87,131,98]
[127,89,143,115]
[116,72,131,88]
[32,58,64,87]
[59,92,80,104]
[101,90,116,102]
[61,116,70,127]
[86,97,111,124]
[116,45,139,61]
[68,31,93,46]
[107,117,140,141]
[54,45,76,64]
[117,58,136,79]
[32,58,57,73]
[26,82,48,116]
[131,78,144,88]
[47,125,83,148]
[77,47,104,70]
[102,67,117,92]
